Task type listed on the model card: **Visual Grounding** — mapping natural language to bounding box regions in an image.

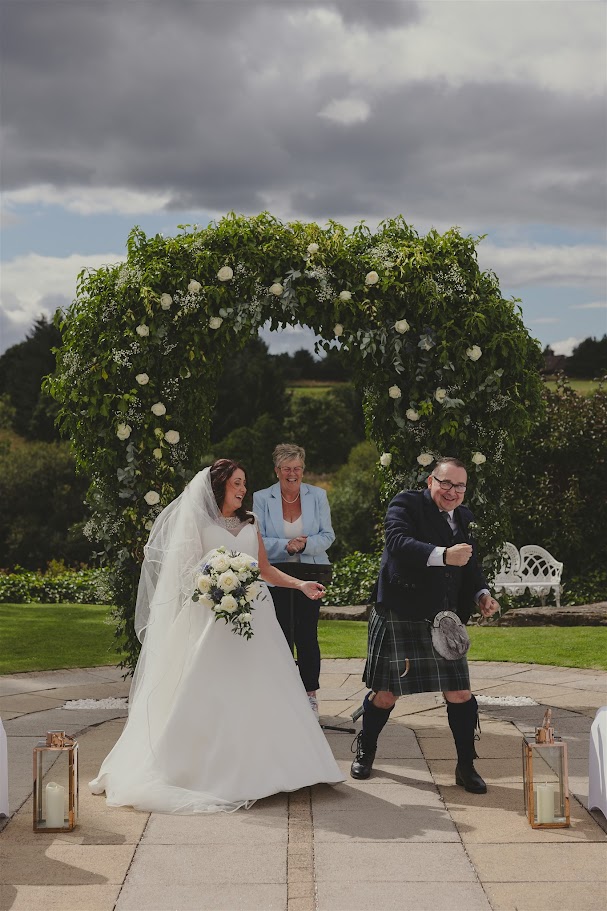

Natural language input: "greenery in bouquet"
[192,547,260,639]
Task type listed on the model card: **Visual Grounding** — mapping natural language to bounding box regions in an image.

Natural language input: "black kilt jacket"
[373,488,488,624]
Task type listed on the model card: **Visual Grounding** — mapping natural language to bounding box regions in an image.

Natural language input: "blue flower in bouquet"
[192,547,260,639]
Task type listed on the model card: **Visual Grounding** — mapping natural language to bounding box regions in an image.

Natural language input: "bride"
[89,459,343,813]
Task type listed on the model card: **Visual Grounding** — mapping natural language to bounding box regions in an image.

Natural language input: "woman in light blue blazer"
[253,443,335,716]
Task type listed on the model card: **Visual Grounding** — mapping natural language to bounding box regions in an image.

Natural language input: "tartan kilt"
[363,606,471,696]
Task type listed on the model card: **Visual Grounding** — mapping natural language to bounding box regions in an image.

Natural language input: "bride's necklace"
[281,491,301,504]
[220,514,242,529]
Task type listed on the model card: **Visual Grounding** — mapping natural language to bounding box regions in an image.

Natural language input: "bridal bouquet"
[192,547,261,639]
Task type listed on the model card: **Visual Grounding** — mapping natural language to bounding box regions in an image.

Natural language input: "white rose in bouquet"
[394,319,409,334]
[136,324,150,337]
[218,570,239,593]
[210,553,231,573]
[220,594,238,613]
[217,266,233,281]
[417,452,433,467]
[269,283,283,296]
[388,385,402,399]
[188,279,201,293]
[144,490,160,506]
[116,423,132,440]
[246,581,262,600]
[197,575,212,594]
[466,345,482,361]
[151,402,166,416]
[164,430,180,445]
[365,271,379,285]
[160,293,173,309]
[136,373,149,385]
[239,612,252,623]
[379,452,392,467]
[472,451,487,465]
[406,408,419,421]
[209,316,223,330]
[339,290,352,301]
[199,593,215,610]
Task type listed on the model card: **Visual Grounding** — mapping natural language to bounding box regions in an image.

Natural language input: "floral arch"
[49,212,543,668]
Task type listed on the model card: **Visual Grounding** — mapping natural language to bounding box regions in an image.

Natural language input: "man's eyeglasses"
[431,476,466,493]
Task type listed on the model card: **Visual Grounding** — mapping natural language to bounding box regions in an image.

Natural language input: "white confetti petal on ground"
[63,698,128,710]
[475,694,538,706]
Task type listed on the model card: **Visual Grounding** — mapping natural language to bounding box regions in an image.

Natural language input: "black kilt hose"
[363,606,471,696]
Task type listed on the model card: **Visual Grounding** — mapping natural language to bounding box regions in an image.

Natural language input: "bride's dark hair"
[209,459,254,524]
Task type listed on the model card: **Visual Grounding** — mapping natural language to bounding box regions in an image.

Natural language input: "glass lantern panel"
[531,744,566,824]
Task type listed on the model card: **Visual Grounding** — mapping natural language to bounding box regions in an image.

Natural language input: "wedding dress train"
[90,520,343,813]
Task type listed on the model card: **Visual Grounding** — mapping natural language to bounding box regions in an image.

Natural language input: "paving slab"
[314,841,477,882]
[116,882,288,911]
[0,884,121,911]
[484,881,607,911]
[316,881,492,911]
[467,842,607,881]
[123,843,286,885]
[0,844,136,885]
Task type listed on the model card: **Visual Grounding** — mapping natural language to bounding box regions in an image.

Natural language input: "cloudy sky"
[1,0,605,357]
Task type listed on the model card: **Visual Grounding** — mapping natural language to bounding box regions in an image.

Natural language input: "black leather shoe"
[455,763,487,794]
[350,732,376,780]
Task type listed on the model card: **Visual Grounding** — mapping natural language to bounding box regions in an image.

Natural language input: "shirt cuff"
[427,546,446,566]
[475,588,490,605]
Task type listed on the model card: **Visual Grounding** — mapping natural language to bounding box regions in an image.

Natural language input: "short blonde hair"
[272,443,306,470]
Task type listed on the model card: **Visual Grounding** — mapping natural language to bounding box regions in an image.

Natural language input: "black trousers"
[270,585,321,692]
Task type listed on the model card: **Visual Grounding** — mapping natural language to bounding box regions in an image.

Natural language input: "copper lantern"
[522,709,570,828]
[33,731,79,832]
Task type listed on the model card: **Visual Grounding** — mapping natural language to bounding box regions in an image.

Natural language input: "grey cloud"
[1,1,605,229]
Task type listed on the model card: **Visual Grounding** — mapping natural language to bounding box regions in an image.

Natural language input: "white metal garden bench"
[493,542,563,608]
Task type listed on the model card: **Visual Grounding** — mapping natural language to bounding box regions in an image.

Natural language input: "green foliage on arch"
[47,212,543,669]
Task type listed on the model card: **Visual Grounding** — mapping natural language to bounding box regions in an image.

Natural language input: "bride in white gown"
[90,459,343,813]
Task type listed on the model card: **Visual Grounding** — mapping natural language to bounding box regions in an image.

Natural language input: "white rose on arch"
[434,387,447,403]
[217,266,233,282]
[188,279,201,293]
[116,423,132,440]
[160,293,173,309]
[405,408,419,421]
[144,490,160,506]
[388,385,402,399]
[365,271,379,285]
[394,319,410,334]
[379,452,392,467]
[472,451,487,465]
[136,324,149,337]
[334,324,344,337]
[339,290,352,301]
[164,430,180,445]
[269,283,283,296]
[466,345,483,361]
[135,373,149,385]
[307,242,319,254]
[151,402,166,416]
[417,452,433,467]
[209,316,223,330]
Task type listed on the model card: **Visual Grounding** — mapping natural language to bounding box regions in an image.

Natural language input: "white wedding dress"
[90,518,343,813]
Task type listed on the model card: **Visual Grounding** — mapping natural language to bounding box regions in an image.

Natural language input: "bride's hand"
[299,581,325,601]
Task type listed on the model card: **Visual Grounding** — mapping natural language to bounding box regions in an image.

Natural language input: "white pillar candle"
[535,783,555,824]
[45,781,65,828]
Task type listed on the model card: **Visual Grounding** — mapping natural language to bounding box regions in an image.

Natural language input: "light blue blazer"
[253,483,335,565]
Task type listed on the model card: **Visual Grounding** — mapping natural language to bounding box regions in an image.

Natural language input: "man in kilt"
[351,456,500,793]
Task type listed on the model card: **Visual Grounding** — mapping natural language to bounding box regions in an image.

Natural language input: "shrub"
[0,567,113,604]
[505,378,607,578]
[326,551,381,606]
[328,441,381,560]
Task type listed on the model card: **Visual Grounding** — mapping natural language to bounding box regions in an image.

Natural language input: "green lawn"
[318,620,607,670]
[2,604,606,675]
[543,379,601,395]
[288,382,349,399]
[1,603,122,674]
